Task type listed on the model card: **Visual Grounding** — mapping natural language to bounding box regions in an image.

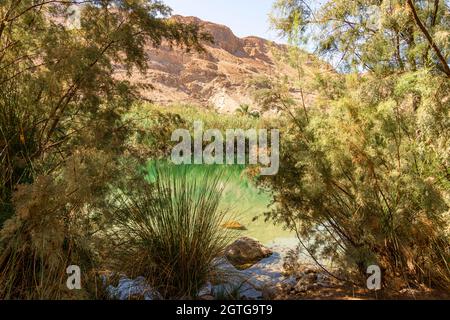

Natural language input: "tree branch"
[407,0,450,77]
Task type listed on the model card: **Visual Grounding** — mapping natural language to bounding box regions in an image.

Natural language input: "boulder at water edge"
[224,237,273,269]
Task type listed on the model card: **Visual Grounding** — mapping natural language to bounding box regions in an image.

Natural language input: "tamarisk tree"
[0,0,211,224]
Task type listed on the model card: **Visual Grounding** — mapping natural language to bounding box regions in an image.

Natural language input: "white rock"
[215,238,299,300]
[107,276,161,300]
[198,282,213,297]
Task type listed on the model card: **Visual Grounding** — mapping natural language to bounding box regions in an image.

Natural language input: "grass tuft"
[109,164,234,299]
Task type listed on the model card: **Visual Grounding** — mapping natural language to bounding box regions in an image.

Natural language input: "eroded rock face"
[225,237,273,269]
[114,16,331,112]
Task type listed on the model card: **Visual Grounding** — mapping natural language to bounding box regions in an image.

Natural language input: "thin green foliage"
[109,164,233,299]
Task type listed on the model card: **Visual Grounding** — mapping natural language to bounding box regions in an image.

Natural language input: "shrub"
[0,147,120,299]
[261,71,450,290]
[0,78,40,227]
[108,164,232,299]
[0,176,95,299]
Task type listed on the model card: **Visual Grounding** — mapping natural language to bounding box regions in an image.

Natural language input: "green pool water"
[218,169,294,244]
[144,162,295,245]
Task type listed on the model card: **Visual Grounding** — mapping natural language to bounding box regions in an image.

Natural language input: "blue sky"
[164,0,284,42]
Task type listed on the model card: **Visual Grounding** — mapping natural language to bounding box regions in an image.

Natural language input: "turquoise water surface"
[144,162,295,245]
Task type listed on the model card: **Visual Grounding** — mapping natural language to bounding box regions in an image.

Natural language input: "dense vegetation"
[0,0,211,299]
[261,0,450,290]
[0,0,448,299]
[108,164,232,299]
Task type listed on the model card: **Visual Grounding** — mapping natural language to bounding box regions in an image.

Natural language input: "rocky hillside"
[116,16,329,113]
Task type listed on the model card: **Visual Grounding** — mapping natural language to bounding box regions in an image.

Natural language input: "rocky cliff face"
[116,16,327,113]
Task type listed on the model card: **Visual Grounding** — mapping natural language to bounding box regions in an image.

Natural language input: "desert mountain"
[115,16,329,113]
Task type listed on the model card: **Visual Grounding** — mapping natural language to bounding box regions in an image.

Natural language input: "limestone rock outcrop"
[115,16,331,112]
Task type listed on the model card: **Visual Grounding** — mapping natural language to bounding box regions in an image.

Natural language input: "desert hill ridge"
[116,15,330,113]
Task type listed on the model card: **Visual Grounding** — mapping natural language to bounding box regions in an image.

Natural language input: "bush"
[261,71,450,290]
[0,78,40,227]
[0,147,120,299]
[0,176,96,299]
[109,164,232,299]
